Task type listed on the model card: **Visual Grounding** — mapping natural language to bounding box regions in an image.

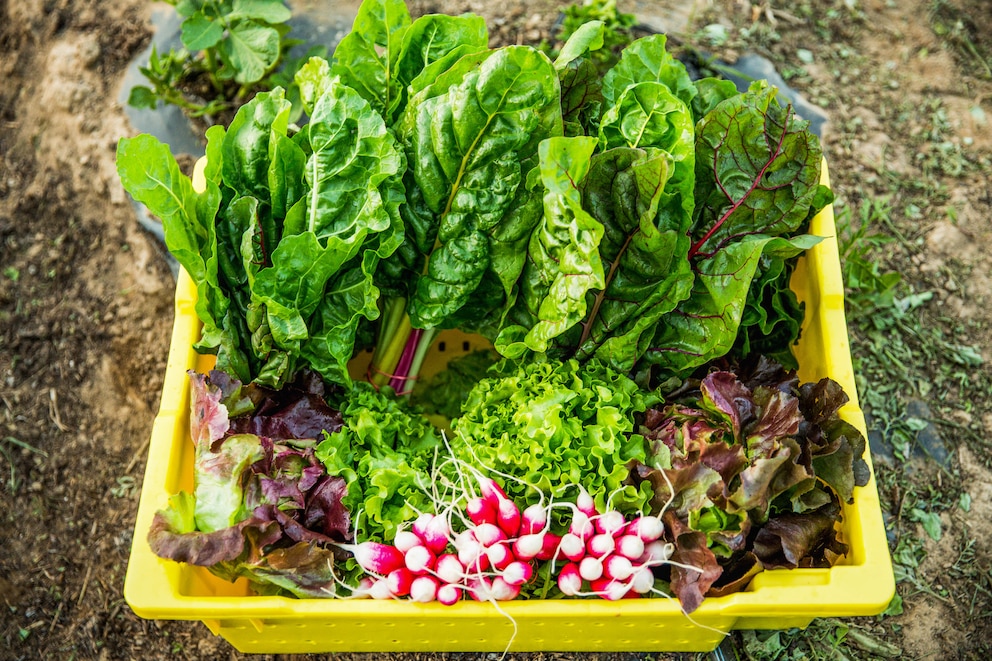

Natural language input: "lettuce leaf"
[452,358,652,514]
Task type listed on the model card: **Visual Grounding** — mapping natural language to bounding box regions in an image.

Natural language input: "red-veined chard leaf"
[689,80,823,258]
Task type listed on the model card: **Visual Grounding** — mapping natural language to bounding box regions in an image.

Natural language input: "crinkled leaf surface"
[495,136,605,357]
[403,46,562,329]
[573,147,693,372]
[601,33,697,110]
[330,0,411,119]
[689,81,822,258]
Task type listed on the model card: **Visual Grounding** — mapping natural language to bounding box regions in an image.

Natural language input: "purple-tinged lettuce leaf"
[797,378,871,503]
[189,370,231,448]
[225,373,345,441]
[664,511,722,614]
[753,504,848,569]
[149,492,282,568]
[699,371,754,440]
[706,551,762,598]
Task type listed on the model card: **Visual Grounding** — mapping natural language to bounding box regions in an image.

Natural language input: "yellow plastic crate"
[123,162,894,653]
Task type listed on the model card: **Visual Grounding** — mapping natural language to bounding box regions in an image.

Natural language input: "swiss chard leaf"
[573,147,693,372]
[329,0,412,120]
[644,235,814,377]
[601,33,697,110]
[495,136,605,357]
[402,46,562,330]
[116,134,227,353]
[689,81,823,258]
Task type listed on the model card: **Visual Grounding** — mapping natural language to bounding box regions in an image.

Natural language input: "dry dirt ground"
[1,0,991,659]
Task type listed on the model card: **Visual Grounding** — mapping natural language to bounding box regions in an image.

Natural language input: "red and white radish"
[594,510,626,537]
[473,522,507,548]
[386,568,413,596]
[496,498,521,537]
[368,578,395,600]
[336,541,405,575]
[640,540,674,564]
[628,515,665,542]
[520,503,547,535]
[558,533,586,562]
[502,560,534,587]
[590,577,629,601]
[437,583,462,606]
[477,476,509,508]
[435,553,464,585]
[630,565,656,594]
[615,534,645,561]
[603,554,634,581]
[393,530,422,554]
[569,510,594,541]
[512,532,545,561]
[579,555,604,582]
[486,542,514,571]
[491,576,521,601]
[423,513,452,554]
[466,496,497,527]
[404,544,436,574]
[576,486,597,517]
[557,562,582,596]
[586,532,616,558]
[535,532,563,561]
[410,575,440,603]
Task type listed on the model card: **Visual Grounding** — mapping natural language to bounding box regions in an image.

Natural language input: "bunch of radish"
[337,476,674,604]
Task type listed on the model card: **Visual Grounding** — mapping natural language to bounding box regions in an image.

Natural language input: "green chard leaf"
[402,46,562,330]
[495,136,605,358]
[573,147,694,372]
[601,33,697,110]
[116,134,227,353]
[330,0,412,120]
[395,13,489,89]
[598,79,695,249]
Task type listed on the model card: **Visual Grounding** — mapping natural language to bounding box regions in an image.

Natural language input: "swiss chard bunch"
[118,81,406,389]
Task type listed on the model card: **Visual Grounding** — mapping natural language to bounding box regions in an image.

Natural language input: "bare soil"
[1,0,991,659]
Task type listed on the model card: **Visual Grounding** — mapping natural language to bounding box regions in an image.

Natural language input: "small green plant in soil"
[553,0,637,72]
[128,0,318,123]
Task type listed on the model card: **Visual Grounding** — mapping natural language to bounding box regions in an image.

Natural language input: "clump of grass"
[1,436,47,494]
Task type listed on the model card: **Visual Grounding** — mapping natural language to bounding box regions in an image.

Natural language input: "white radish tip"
[579,555,604,582]
[393,530,422,554]
[595,510,626,536]
[491,576,521,601]
[410,575,439,603]
[437,583,462,606]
